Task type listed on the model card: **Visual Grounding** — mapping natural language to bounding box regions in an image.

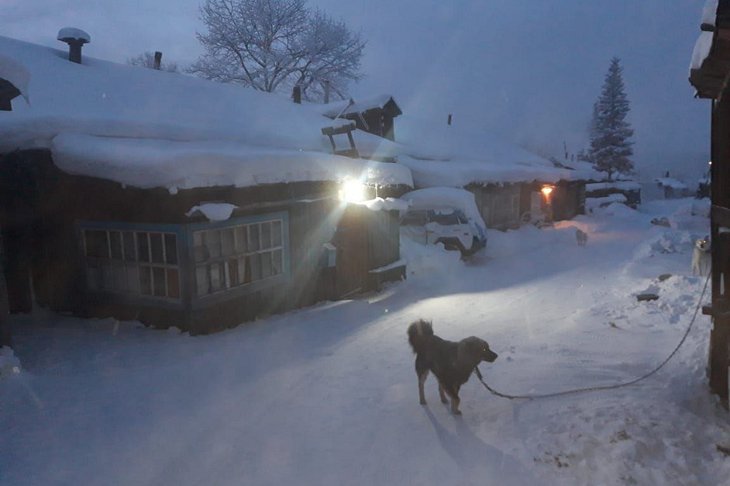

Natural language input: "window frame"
[78,221,185,305]
[188,211,290,301]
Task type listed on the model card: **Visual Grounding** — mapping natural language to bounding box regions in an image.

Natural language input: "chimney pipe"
[154,51,162,70]
[324,80,330,104]
[57,28,91,64]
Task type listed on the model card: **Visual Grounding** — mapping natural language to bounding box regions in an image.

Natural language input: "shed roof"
[0,34,591,194]
[690,0,730,99]
[391,117,599,187]
[0,35,412,192]
[322,95,402,119]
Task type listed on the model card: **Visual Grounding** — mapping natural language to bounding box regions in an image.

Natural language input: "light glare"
[340,179,367,203]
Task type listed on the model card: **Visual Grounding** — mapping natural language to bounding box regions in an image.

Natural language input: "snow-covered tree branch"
[190,0,365,101]
[127,51,179,73]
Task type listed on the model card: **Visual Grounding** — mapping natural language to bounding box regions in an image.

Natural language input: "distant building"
[322,95,402,141]
[586,181,642,208]
[653,177,691,199]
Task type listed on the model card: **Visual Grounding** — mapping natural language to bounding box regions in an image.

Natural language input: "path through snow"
[1,198,729,485]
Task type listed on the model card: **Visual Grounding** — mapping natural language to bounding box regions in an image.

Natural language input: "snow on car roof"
[402,187,486,230]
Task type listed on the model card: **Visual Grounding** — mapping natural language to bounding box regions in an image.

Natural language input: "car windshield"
[430,211,463,225]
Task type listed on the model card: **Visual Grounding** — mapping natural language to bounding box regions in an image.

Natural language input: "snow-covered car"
[400,187,488,257]
[402,207,487,256]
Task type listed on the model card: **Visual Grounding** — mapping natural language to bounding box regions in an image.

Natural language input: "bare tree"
[190,0,365,101]
[294,9,365,101]
[127,51,179,73]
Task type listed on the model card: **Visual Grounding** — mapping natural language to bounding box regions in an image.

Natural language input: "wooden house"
[393,127,593,230]
[332,110,592,230]
[689,0,730,407]
[654,176,691,199]
[321,96,592,230]
[0,35,411,334]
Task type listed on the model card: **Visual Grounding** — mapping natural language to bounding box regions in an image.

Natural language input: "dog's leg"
[451,385,461,415]
[438,383,448,404]
[450,395,461,415]
[415,356,430,405]
[418,370,428,405]
[442,384,462,415]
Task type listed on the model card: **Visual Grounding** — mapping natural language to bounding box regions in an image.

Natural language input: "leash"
[474,273,711,400]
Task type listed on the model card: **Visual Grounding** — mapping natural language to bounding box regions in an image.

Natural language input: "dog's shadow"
[423,407,545,486]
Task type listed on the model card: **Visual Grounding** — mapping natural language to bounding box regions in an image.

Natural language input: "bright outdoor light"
[541,185,554,199]
[340,179,367,203]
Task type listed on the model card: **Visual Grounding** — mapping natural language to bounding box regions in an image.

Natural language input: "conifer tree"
[588,58,635,181]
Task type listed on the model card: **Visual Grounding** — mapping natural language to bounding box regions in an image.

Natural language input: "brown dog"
[407,319,498,415]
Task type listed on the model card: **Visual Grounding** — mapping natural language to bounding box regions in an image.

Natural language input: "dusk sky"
[2,0,710,180]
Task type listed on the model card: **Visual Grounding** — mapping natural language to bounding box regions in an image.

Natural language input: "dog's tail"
[407,319,434,354]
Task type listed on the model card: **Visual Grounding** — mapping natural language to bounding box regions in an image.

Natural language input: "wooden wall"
[707,94,730,406]
[0,150,404,334]
[552,181,586,221]
[469,183,522,230]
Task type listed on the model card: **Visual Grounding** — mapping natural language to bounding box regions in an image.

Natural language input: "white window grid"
[82,229,181,300]
[193,219,284,297]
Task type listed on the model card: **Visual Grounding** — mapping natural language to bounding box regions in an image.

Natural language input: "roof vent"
[57,28,91,64]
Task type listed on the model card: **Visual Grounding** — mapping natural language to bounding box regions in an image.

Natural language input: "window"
[82,228,180,300]
[193,218,285,297]
[430,211,461,225]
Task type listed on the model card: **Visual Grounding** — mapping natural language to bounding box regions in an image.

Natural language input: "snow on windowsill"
[186,203,239,222]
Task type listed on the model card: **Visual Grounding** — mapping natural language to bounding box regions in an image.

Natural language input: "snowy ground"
[2,198,730,486]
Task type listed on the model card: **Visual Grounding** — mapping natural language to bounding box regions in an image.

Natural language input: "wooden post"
[153,51,162,70]
[709,96,730,408]
[324,80,330,104]
[0,233,11,348]
[292,85,302,104]
[447,114,452,126]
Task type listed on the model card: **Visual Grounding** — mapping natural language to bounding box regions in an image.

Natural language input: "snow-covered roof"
[586,181,641,192]
[654,177,688,190]
[691,31,714,71]
[321,98,591,187]
[401,187,486,230]
[0,34,590,194]
[51,133,412,193]
[322,95,400,118]
[702,0,719,28]
[0,35,412,191]
[390,116,599,187]
[691,1,718,71]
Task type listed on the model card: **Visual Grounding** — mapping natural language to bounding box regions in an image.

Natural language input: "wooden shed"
[0,149,405,334]
[0,35,413,334]
[466,180,585,230]
[323,95,402,141]
[689,0,730,407]
[467,183,522,230]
